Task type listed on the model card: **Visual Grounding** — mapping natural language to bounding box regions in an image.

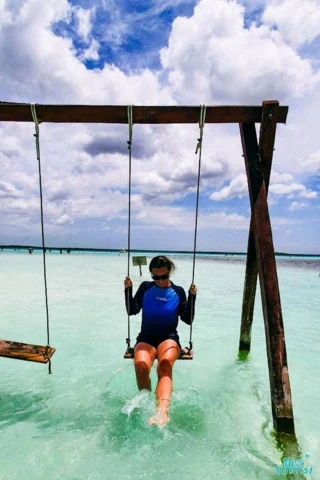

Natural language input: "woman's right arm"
[124,277,144,315]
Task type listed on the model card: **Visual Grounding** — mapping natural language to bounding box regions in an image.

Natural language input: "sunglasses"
[152,274,169,280]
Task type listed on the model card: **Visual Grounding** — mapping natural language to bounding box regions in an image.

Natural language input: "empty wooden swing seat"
[0,339,55,363]
[124,346,193,360]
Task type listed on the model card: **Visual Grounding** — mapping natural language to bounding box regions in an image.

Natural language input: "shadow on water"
[0,389,108,435]
[0,391,48,426]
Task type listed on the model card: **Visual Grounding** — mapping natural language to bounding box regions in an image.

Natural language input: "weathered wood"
[240,122,294,435]
[124,347,193,360]
[239,101,279,351]
[239,229,258,351]
[0,102,288,124]
[0,339,55,363]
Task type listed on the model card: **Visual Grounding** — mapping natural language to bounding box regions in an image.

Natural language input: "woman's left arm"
[179,285,197,325]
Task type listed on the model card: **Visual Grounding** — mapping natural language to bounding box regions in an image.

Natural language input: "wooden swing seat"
[124,347,193,360]
[0,339,55,364]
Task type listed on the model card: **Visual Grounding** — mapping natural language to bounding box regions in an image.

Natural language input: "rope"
[189,104,206,351]
[30,103,52,374]
[126,105,133,352]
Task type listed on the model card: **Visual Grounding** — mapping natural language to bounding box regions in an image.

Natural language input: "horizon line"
[0,245,319,257]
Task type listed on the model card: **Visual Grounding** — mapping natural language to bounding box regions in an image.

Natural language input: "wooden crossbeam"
[239,121,295,435]
[0,102,288,124]
[239,101,279,351]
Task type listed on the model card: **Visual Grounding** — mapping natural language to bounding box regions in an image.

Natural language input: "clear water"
[0,252,319,480]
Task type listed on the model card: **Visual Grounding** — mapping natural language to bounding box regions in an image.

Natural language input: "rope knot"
[195,138,201,154]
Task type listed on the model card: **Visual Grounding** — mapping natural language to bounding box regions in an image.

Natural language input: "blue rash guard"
[124,281,196,337]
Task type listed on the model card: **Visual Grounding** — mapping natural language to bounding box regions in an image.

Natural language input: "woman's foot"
[148,409,170,426]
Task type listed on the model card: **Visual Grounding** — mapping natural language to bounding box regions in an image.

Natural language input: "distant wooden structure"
[132,255,147,276]
[0,100,294,435]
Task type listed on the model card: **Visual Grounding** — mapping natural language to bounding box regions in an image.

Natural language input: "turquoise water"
[0,252,319,480]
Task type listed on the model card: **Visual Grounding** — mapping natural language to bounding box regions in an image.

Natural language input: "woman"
[124,255,197,426]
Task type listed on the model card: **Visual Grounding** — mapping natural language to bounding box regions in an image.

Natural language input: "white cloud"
[298,189,317,199]
[80,38,100,61]
[263,0,320,47]
[0,181,22,197]
[132,205,249,231]
[160,0,320,103]
[209,171,317,203]
[270,182,317,199]
[289,202,308,210]
[75,6,93,41]
[299,150,320,175]
[54,214,74,225]
[271,171,294,184]
[0,0,173,104]
[0,0,319,252]
[210,174,248,201]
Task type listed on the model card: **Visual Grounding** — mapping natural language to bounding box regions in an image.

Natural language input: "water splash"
[121,390,154,416]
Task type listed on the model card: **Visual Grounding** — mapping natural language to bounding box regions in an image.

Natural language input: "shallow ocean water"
[0,252,319,480]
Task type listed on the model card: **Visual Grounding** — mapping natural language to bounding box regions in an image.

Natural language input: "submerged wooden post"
[239,121,295,435]
[239,101,279,351]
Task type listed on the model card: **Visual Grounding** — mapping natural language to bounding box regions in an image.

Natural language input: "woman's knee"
[157,359,173,378]
[135,360,150,378]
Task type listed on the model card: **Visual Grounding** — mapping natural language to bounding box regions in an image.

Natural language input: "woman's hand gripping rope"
[124,276,133,288]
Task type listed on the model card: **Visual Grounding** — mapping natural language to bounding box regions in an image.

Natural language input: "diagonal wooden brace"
[239,120,295,435]
[239,101,279,351]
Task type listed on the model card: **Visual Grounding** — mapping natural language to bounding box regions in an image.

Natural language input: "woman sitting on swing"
[124,255,197,426]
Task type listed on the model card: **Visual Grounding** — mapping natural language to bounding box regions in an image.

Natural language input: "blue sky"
[0,0,319,253]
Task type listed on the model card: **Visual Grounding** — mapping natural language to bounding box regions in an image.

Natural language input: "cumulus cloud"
[83,130,154,159]
[0,181,22,198]
[289,202,308,210]
[262,0,320,47]
[210,174,248,201]
[298,189,317,199]
[299,150,320,175]
[271,171,294,184]
[0,0,319,251]
[270,182,317,198]
[80,39,100,61]
[0,0,173,104]
[75,6,94,41]
[132,204,249,231]
[54,213,74,225]
[160,0,320,103]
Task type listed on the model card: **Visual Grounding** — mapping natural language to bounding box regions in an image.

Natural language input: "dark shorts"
[135,332,181,350]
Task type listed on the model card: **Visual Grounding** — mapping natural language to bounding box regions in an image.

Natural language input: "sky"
[0,0,319,254]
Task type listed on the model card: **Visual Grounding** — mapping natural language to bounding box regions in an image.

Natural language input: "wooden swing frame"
[0,100,294,434]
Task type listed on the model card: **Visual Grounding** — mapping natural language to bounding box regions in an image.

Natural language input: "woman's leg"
[148,339,180,425]
[134,342,157,391]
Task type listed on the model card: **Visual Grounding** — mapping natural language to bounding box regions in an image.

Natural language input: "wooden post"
[239,101,279,351]
[239,121,295,435]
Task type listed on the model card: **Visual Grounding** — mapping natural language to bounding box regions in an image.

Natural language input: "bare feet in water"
[148,409,170,426]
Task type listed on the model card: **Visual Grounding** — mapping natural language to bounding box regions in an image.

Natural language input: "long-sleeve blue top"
[124,281,196,336]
